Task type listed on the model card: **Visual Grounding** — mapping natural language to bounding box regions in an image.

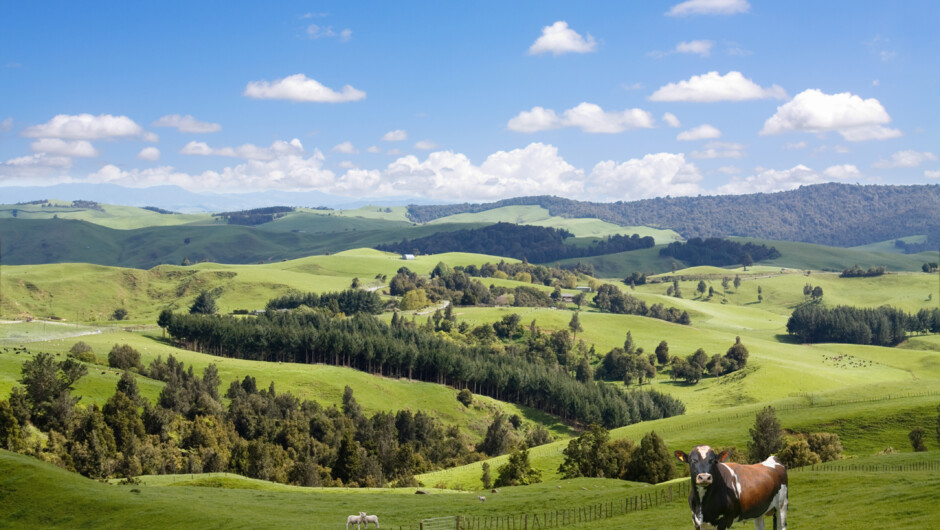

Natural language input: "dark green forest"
[376,223,655,263]
[658,238,781,267]
[786,304,940,346]
[405,183,940,247]
[161,310,685,429]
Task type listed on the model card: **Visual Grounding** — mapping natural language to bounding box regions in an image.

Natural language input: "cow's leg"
[754,514,765,530]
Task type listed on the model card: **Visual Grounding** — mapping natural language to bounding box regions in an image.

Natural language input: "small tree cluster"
[558,426,674,484]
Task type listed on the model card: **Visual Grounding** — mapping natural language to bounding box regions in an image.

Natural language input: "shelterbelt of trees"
[161,309,685,428]
[376,222,655,263]
[786,304,940,346]
[405,183,940,247]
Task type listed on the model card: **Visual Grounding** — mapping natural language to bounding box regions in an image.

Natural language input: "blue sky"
[1,0,938,202]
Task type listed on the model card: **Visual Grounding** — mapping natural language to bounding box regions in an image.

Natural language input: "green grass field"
[427,205,682,244]
[2,449,938,529]
[2,243,940,526]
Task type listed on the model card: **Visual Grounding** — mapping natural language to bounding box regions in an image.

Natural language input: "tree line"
[213,206,295,226]
[659,238,781,267]
[593,284,690,325]
[786,304,940,346]
[0,350,486,487]
[161,309,685,428]
[840,265,886,278]
[404,184,940,247]
[376,222,654,263]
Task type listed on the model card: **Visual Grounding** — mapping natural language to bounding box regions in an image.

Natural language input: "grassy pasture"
[427,205,681,243]
[2,449,938,529]
[0,202,212,229]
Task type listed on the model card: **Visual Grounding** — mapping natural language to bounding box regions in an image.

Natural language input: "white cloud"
[662,113,681,128]
[528,21,597,56]
[925,170,940,179]
[622,82,644,91]
[180,138,305,160]
[677,124,721,141]
[366,145,381,154]
[340,29,352,42]
[153,114,221,133]
[332,142,584,200]
[823,164,860,179]
[0,153,73,183]
[244,73,365,103]
[838,125,902,142]
[382,129,407,142]
[650,40,714,58]
[137,147,160,161]
[338,161,357,169]
[89,149,334,193]
[589,153,703,199]
[508,102,654,134]
[332,141,358,154]
[306,24,352,42]
[690,141,745,159]
[650,71,786,102]
[22,113,147,140]
[872,150,937,168]
[667,0,750,16]
[784,141,807,150]
[716,163,857,194]
[0,118,12,132]
[30,138,98,157]
[676,39,713,56]
[761,89,900,142]
[507,107,561,133]
[414,140,438,150]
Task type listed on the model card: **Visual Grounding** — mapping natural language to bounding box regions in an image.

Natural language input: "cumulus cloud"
[89,149,334,192]
[332,142,584,200]
[414,140,438,150]
[382,129,407,142]
[508,103,654,133]
[716,163,858,194]
[925,170,940,179]
[662,113,681,127]
[180,139,304,160]
[244,73,365,103]
[528,21,597,55]
[822,164,860,179]
[667,0,750,16]
[332,141,358,154]
[30,138,98,157]
[761,89,900,141]
[872,150,937,169]
[589,153,703,199]
[366,145,381,154]
[22,113,148,140]
[137,147,160,161]
[690,141,745,159]
[338,161,357,169]
[153,114,221,133]
[0,118,12,132]
[650,71,786,102]
[677,124,721,141]
[0,153,73,183]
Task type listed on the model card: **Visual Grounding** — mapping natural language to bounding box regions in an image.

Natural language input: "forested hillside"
[376,223,654,263]
[406,184,940,247]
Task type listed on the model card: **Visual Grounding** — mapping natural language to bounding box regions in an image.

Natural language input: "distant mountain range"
[407,183,940,247]
[0,183,440,213]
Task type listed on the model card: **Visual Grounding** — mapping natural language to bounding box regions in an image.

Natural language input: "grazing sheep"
[362,513,379,529]
[346,513,363,530]
[478,496,486,502]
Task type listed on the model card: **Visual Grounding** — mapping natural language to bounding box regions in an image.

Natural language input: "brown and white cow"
[675,445,788,530]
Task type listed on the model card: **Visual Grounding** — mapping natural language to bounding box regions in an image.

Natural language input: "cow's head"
[675,445,729,487]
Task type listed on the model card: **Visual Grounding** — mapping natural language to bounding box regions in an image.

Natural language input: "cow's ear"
[717,450,730,462]
[675,450,688,463]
